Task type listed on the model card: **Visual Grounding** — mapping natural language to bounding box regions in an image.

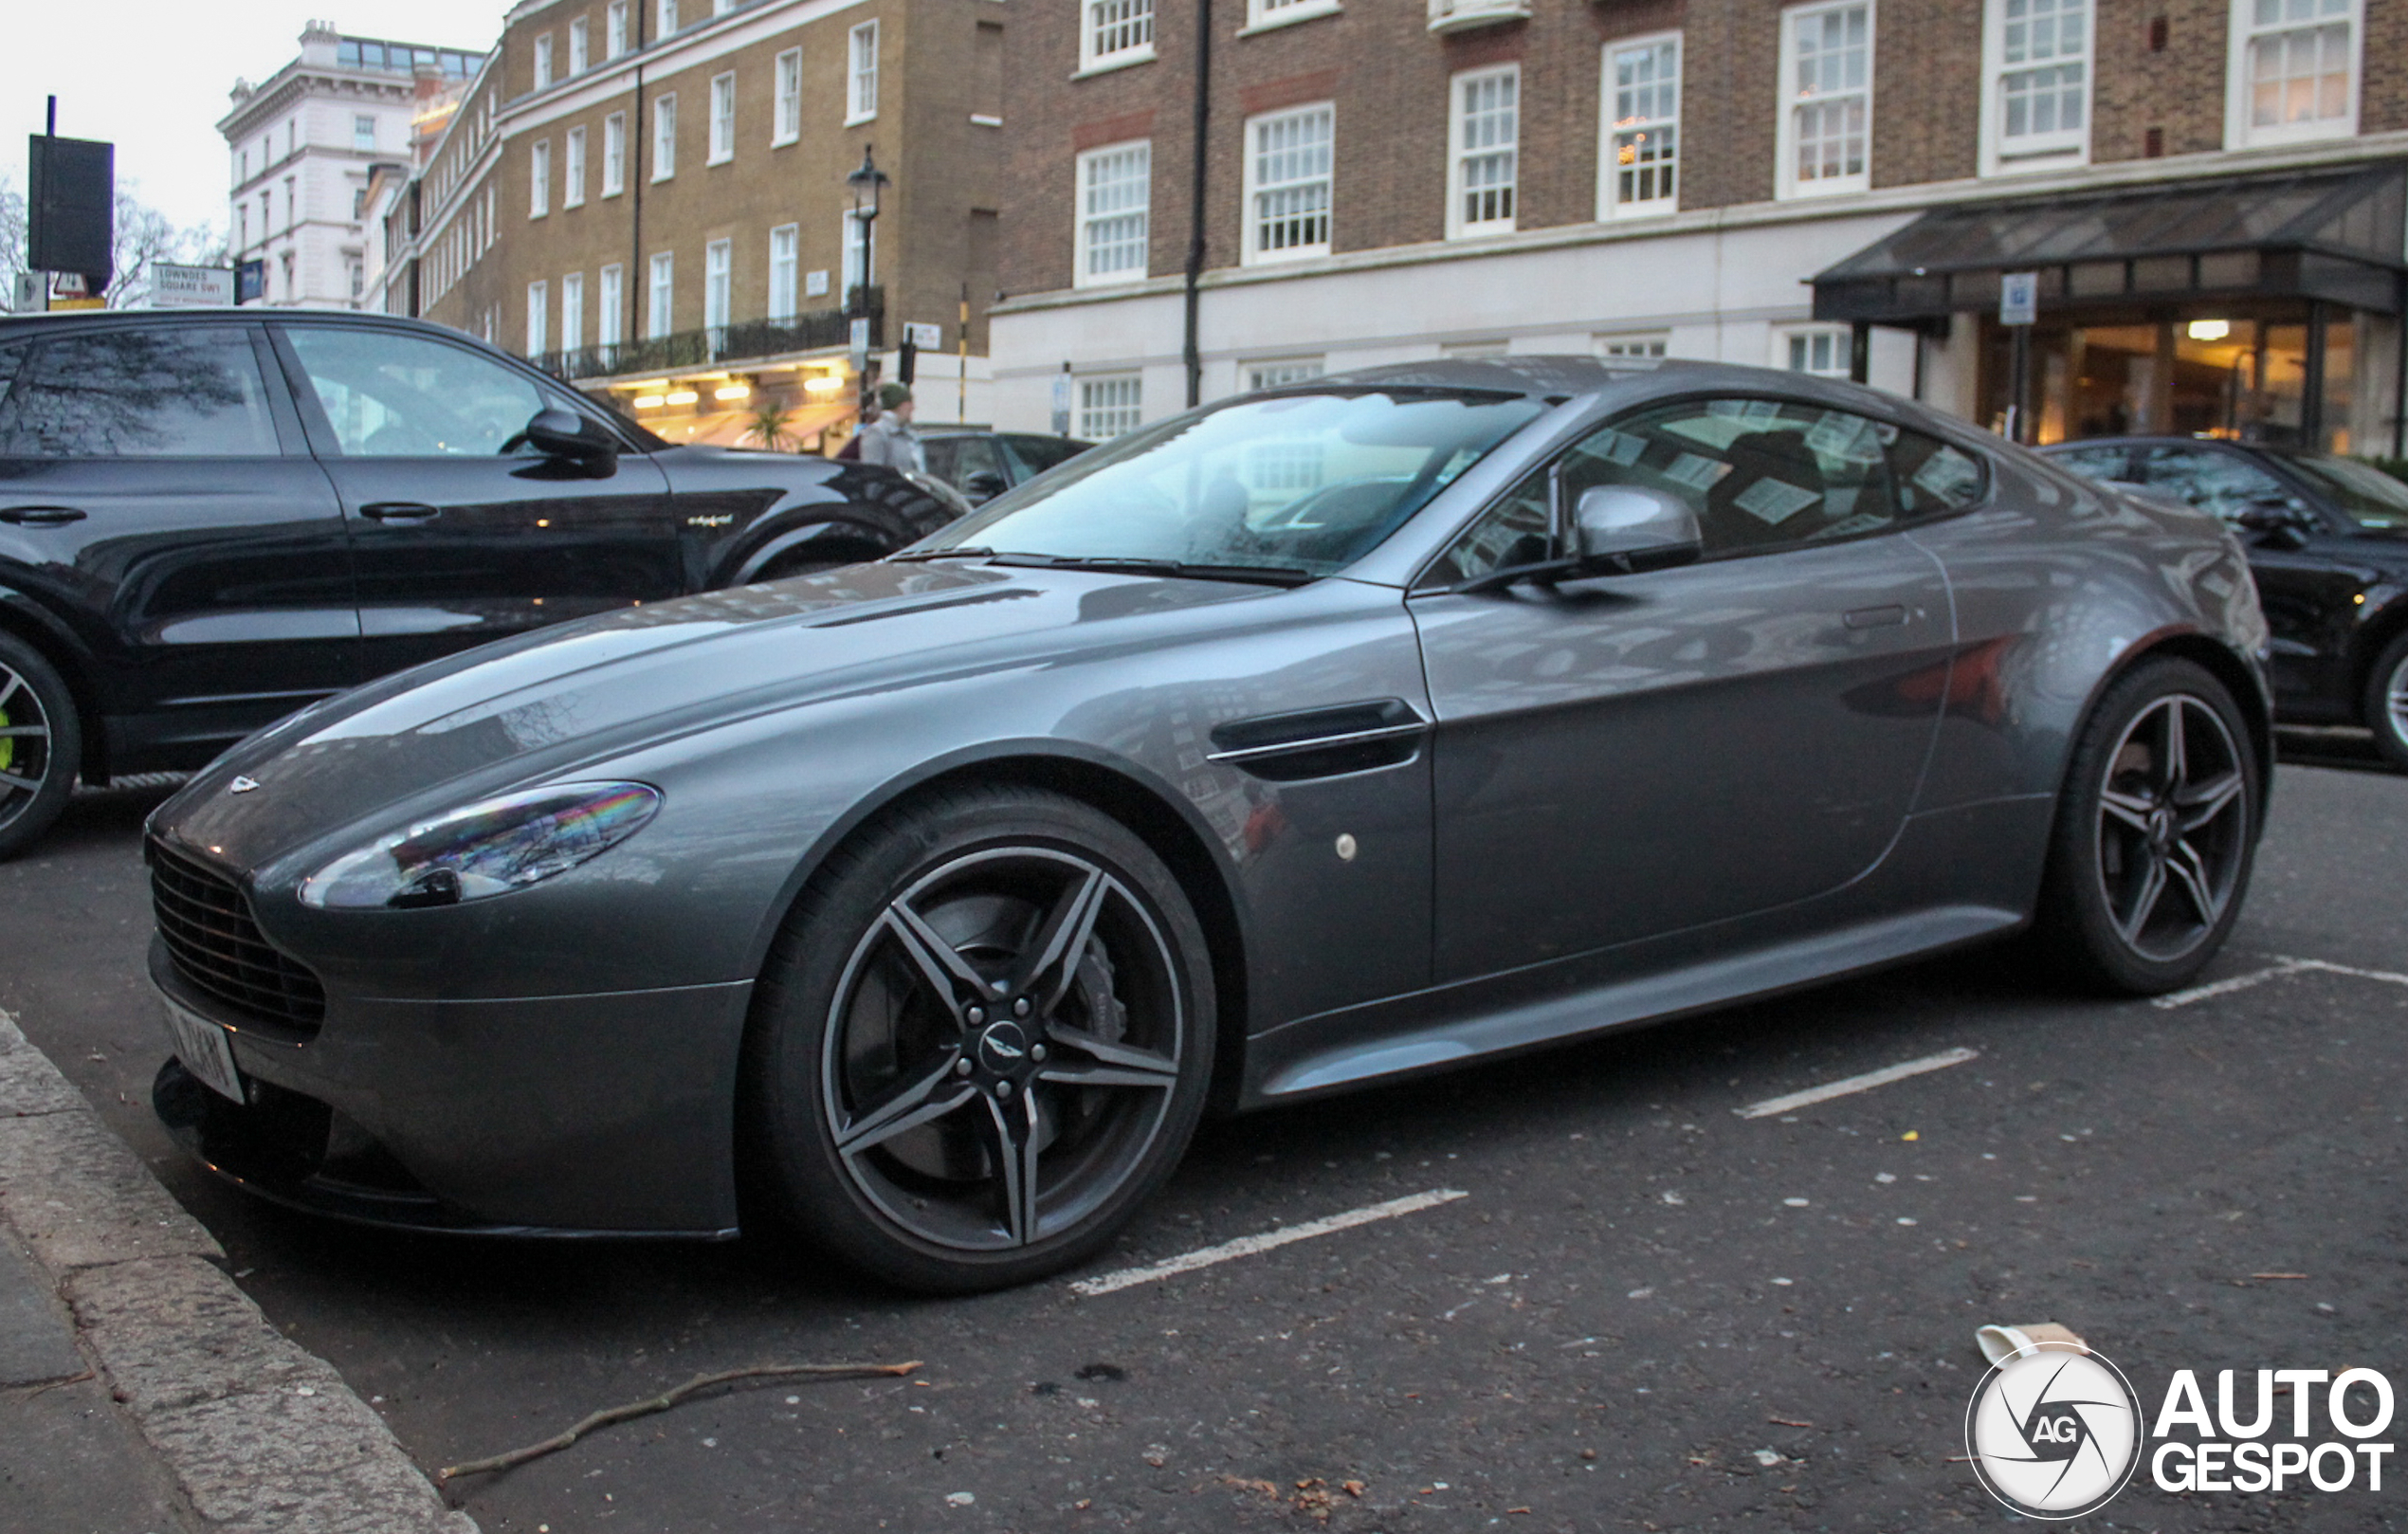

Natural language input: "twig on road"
[438,1360,922,1481]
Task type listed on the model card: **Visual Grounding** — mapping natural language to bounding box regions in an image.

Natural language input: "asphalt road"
[3,741,2404,1533]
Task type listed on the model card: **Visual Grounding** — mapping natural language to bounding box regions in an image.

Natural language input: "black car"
[919,428,1092,503]
[2040,436,2408,766]
[0,310,958,856]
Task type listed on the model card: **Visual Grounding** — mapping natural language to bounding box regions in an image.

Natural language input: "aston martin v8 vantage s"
[145,358,2271,1292]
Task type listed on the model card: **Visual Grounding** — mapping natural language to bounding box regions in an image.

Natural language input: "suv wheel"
[0,632,81,862]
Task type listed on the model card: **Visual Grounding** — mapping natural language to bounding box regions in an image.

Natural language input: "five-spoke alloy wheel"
[744,787,1213,1292]
[2037,657,2261,993]
[2365,632,2408,771]
[0,632,79,863]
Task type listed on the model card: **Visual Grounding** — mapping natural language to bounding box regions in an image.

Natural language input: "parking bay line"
[1068,1188,1469,1297]
[2152,955,2408,1011]
[1734,1047,1981,1121]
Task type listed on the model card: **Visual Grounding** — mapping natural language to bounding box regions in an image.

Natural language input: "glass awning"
[1813,160,2407,322]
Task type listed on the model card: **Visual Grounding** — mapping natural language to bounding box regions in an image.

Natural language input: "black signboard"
[27,135,113,286]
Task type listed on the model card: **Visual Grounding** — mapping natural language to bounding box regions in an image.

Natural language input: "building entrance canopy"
[1813,162,2408,324]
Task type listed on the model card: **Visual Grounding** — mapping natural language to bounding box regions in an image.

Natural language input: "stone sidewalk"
[0,1009,473,1534]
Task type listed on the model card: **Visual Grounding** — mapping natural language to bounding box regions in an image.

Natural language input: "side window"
[1000,434,1087,478]
[2138,447,2291,522]
[283,326,549,457]
[1424,465,1551,587]
[2050,444,2137,484]
[1888,429,1989,517]
[0,328,279,458]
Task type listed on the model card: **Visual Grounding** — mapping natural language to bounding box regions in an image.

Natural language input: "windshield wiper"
[888,545,996,562]
[984,553,1318,587]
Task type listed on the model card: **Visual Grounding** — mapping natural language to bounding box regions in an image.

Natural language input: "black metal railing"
[535,288,883,382]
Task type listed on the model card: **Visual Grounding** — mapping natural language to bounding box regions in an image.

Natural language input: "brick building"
[382,0,1008,447]
[993,0,2408,455]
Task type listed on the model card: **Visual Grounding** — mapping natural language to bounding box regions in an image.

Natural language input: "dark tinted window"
[285,326,548,456]
[2050,444,2137,484]
[2139,447,2291,521]
[1890,429,1989,516]
[924,434,1003,489]
[2280,452,2408,529]
[0,327,279,457]
[999,434,1087,478]
[0,340,27,397]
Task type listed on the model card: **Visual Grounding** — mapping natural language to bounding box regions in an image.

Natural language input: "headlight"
[299,782,662,910]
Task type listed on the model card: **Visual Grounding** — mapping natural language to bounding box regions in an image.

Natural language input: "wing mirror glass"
[520,407,619,467]
[2235,497,2312,546]
[1571,485,1704,574]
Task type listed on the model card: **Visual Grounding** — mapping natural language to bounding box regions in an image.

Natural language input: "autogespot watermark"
[1965,1347,2395,1518]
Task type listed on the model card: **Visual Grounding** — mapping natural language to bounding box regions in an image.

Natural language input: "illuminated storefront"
[581,353,862,453]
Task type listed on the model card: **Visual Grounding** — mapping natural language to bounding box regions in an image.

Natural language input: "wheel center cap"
[2148,806,2176,849]
[976,1020,1031,1075]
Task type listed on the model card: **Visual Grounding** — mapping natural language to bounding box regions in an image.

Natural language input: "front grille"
[149,840,326,1032]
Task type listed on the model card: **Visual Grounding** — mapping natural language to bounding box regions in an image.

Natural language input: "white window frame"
[774,47,803,145]
[704,238,732,341]
[1075,139,1152,288]
[527,279,549,355]
[1777,0,1875,200]
[841,211,868,300]
[529,138,551,217]
[607,0,629,59]
[1077,374,1143,439]
[648,251,675,338]
[1776,323,1852,377]
[570,18,590,74]
[1245,357,1323,390]
[1596,332,1669,359]
[659,0,681,37]
[602,112,628,195]
[1079,0,1157,74]
[653,92,678,181]
[564,125,587,208]
[709,72,736,164]
[1241,0,1342,37]
[1242,102,1335,266]
[848,21,880,125]
[353,114,376,152]
[1447,65,1519,240]
[1600,32,1681,218]
[768,224,799,320]
[2226,0,2362,149]
[561,271,585,353]
[598,263,625,347]
[1980,0,2092,173]
[534,34,555,91]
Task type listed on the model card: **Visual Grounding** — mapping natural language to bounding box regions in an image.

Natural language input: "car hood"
[155,561,1286,870]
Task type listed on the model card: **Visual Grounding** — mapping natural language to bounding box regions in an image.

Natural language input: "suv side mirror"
[520,407,619,467]
[1571,485,1704,574]
[2235,497,2312,547]
[960,468,1009,503]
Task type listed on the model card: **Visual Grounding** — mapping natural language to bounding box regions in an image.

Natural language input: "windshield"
[916,390,1546,577]
[2283,453,2408,529]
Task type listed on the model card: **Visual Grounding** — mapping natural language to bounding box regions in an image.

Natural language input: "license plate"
[159,991,246,1104]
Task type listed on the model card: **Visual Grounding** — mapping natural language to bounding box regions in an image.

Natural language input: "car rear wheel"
[2363,631,2408,771]
[742,786,1214,1292]
[2034,657,2260,994]
[0,633,80,863]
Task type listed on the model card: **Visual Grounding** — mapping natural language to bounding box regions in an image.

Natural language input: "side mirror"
[1571,485,1704,574]
[961,469,1009,503]
[2235,498,2311,547]
[520,407,619,467]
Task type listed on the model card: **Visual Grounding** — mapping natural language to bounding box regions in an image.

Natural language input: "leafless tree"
[0,176,225,309]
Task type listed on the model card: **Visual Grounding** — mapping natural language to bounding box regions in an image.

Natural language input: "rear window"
[1001,434,1087,478]
[0,327,280,457]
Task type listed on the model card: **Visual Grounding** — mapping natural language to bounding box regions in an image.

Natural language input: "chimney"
[300,20,341,65]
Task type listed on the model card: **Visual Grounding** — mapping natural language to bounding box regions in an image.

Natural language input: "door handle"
[0,505,86,526]
[359,502,442,523]
[1843,604,1910,630]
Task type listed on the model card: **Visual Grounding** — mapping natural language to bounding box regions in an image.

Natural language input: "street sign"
[47,272,101,311]
[848,316,870,368]
[1050,373,1072,437]
[27,133,113,288]
[8,273,42,315]
[904,321,941,351]
[1999,271,2038,326]
[236,259,265,304]
[152,264,235,307]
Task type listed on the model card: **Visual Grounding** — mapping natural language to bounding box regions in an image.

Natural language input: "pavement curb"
[0,1008,476,1534]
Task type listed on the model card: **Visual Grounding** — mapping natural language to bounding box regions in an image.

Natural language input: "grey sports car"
[145,358,2271,1292]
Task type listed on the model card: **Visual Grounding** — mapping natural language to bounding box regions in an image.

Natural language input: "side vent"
[1207,699,1428,782]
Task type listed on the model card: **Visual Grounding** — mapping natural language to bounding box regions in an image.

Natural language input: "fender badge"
[228,776,262,794]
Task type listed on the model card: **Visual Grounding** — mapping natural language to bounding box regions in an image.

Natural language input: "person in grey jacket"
[853,382,924,473]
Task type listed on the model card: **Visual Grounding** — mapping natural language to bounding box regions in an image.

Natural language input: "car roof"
[0,308,461,340]
[2035,435,2293,455]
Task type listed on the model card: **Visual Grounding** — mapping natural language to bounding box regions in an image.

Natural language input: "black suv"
[919,428,1092,503]
[0,310,958,856]
[2040,435,2408,766]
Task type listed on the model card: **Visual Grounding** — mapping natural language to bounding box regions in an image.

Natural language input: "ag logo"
[1965,1345,2143,1518]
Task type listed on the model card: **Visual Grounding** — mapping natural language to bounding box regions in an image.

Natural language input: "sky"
[3,2,507,236]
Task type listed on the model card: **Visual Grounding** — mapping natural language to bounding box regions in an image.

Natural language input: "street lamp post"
[845,147,891,416]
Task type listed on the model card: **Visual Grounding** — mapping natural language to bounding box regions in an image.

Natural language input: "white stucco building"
[220,21,485,310]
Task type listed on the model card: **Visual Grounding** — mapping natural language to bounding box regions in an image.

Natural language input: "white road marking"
[2152,955,2408,1010]
[1067,1188,1469,1297]
[1735,1047,1980,1120]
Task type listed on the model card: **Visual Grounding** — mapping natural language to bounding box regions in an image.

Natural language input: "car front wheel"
[2034,657,2261,994]
[0,633,80,863]
[742,785,1214,1292]
[2363,631,2408,771]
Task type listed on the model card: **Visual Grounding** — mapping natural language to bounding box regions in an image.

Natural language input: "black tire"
[2363,630,2408,771]
[2034,657,2261,995]
[0,632,81,863]
[741,785,1215,1293]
